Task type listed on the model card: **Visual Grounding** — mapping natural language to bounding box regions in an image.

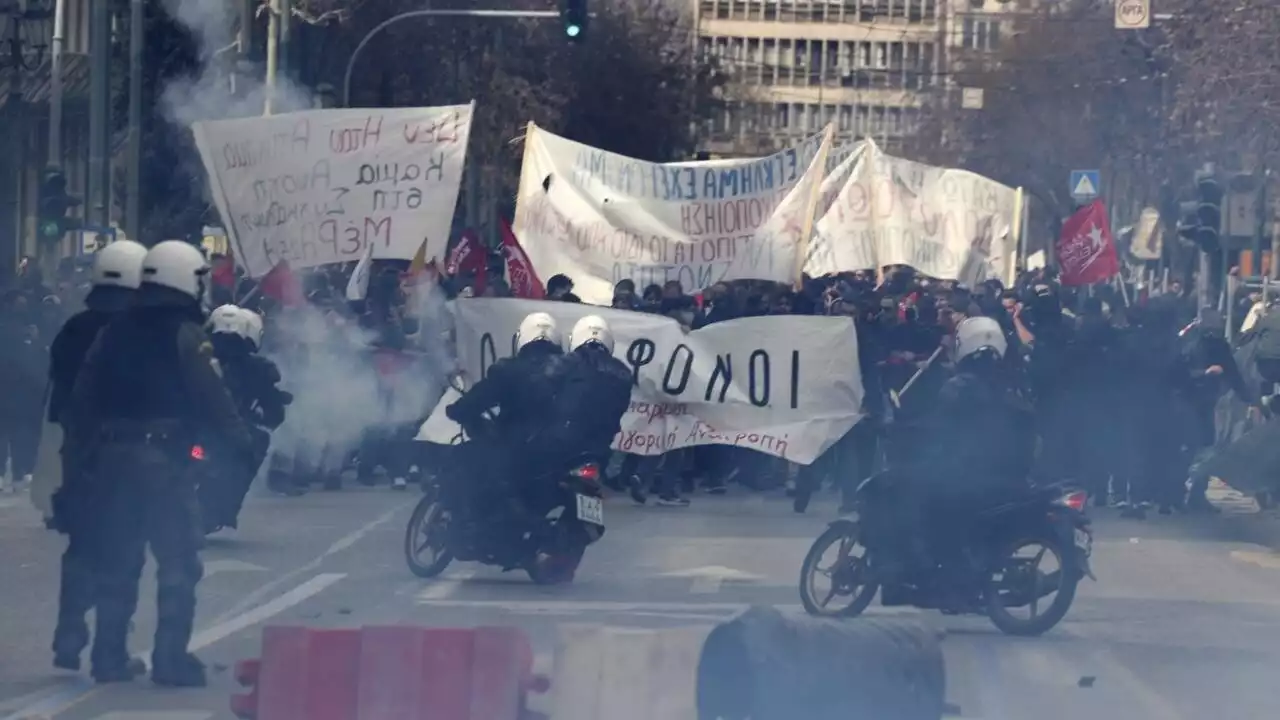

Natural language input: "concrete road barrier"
[698,605,946,720]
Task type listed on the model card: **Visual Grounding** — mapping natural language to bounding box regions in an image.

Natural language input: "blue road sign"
[1069,170,1101,201]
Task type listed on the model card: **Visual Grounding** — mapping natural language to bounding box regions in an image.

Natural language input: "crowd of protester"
[4,239,1251,521]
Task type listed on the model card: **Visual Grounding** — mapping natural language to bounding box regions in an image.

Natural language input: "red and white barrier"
[232,625,540,720]
[549,624,712,720]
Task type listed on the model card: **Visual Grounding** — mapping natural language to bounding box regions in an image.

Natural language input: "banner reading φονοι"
[416,298,864,465]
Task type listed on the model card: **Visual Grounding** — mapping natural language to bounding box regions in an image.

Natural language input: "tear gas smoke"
[161,0,315,126]
[161,1,453,479]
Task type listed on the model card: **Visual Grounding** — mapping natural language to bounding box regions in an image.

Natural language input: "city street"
[3,482,1280,720]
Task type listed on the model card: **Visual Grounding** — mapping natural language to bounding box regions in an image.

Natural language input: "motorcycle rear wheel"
[404,496,454,579]
[984,533,1079,637]
[799,523,879,617]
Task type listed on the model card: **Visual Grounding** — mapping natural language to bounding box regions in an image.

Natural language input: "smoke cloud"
[161,0,315,127]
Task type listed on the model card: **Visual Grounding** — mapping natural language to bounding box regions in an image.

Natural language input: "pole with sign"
[1115,0,1151,29]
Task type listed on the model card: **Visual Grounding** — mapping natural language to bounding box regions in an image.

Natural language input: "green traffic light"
[566,24,581,37]
[40,220,61,238]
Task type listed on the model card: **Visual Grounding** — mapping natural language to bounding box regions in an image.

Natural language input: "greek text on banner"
[806,139,1018,286]
[192,103,474,277]
[512,124,833,305]
[415,298,864,464]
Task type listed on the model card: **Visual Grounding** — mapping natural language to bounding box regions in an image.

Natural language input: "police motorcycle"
[403,381,606,585]
[798,318,1095,637]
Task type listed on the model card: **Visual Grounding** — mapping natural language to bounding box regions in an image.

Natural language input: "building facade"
[694,0,1028,157]
[0,0,99,276]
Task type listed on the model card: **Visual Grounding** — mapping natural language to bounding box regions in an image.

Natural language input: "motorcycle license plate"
[1074,527,1092,553]
[576,494,605,526]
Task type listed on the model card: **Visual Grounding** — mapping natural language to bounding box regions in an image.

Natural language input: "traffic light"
[37,169,81,241]
[560,0,587,41]
[1176,170,1223,253]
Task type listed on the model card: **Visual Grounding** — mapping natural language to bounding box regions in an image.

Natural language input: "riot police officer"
[64,241,254,686]
[47,239,148,673]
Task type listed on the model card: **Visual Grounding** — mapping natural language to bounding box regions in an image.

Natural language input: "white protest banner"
[416,298,863,464]
[512,124,834,305]
[806,140,1018,286]
[192,103,474,278]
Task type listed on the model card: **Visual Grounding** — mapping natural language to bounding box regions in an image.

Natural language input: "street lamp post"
[341,9,558,107]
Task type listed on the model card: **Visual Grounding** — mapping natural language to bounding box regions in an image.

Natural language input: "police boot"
[151,652,206,688]
[90,621,142,684]
[152,614,206,687]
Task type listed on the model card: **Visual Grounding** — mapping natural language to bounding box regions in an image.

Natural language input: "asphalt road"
[3,481,1280,720]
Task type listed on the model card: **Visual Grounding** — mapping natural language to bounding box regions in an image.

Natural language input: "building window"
[962,17,1001,51]
[839,105,853,132]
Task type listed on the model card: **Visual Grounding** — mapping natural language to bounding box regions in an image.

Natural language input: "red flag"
[258,260,304,307]
[211,253,236,289]
[447,229,487,294]
[1055,200,1119,286]
[500,218,544,299]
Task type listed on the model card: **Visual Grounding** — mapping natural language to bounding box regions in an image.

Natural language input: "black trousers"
[92,442,204,669]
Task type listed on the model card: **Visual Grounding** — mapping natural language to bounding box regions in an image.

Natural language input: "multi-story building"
[695,0,946,157]
[693,0,1030,157]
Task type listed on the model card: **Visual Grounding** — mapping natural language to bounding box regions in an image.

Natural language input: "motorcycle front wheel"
[799,522,879,617]
[404,495,454,579]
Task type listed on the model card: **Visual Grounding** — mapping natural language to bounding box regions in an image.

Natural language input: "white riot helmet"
[954,316,1008,364]
[569,314,614,354]
[91,240,148,289]
[208,304,242,336]
[141,240,210,300]
[238,308,265,349]
[515,312,560,352]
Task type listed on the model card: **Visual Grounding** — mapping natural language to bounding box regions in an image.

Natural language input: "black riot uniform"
[199,332,291,530]
[446,340,566,517]
[46,283,138,672]
[65,282,254,686]
[555,343,632,464]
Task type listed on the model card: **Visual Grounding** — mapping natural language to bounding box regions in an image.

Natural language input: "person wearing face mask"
[63,241,255,686]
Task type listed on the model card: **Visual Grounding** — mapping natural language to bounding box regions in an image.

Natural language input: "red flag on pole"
[258,260,304,306]
[1055,200,1119,286]
[499,218,545,299]
[447,229,488,294]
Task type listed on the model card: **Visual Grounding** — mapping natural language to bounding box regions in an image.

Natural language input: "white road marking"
[418,569,478,600]
[1,573,347,720]
[660,565,766,595]
[413,597,921,617]
[203,559,269,577]
[210,504,401,624]
[94,707,212,712]
[188,572,346,651]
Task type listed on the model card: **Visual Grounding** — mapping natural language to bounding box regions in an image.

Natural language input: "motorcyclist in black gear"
[894,316,1034,599]
[445,311,568,529]
[47,239,149,675]
[555,315,633,466]
[64,241,255,687]
[201,305,291,529]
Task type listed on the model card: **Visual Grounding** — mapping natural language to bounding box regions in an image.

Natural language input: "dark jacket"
[211,333,292,430]
[555,345,633,457]
[446,341,565,445]
[65,285,254,467]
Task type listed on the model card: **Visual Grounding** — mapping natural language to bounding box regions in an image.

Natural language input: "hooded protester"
[46,240,149,677]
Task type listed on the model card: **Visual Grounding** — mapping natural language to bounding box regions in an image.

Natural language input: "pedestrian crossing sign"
[1070,170,1101,201]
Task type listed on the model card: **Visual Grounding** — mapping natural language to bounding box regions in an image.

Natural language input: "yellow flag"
[408,238,428,277]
